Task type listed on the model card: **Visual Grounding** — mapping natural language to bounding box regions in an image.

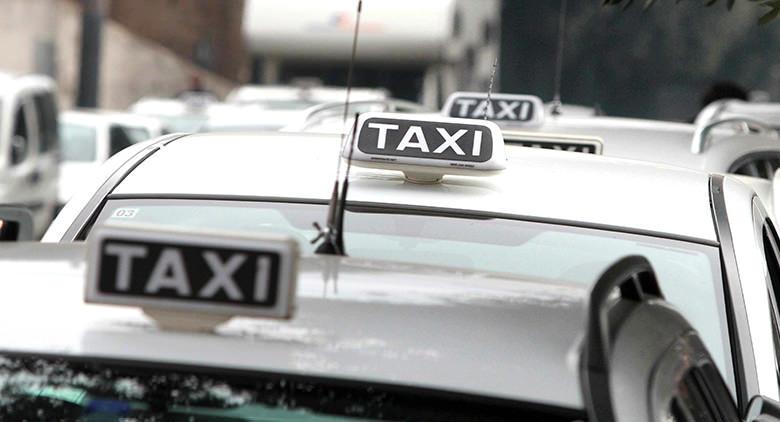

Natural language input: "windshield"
[0,356,582,421]
[90,198,732,387]
[60,123,97,162]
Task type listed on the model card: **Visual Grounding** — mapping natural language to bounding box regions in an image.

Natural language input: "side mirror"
[0,207,33,241]
[747,396,780,421]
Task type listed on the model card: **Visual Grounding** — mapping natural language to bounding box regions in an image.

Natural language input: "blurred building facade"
[0,0,240,110]
[242,0,501,107]
[107,0,246,81]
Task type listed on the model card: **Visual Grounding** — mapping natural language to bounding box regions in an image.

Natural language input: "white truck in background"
[241,0,500,108]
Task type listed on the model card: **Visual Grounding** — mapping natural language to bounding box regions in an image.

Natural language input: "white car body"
[0,72,60,237]
[40,130,780,414]
[129,97,211,134]
[0,242,589,414]
[208,85,392,133]
[58,110,163,206]
[226,85,389,106]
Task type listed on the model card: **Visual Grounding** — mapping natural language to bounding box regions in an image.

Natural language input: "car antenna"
[550,0,567,116]
[483,57,498,119]
[312,0,363,256]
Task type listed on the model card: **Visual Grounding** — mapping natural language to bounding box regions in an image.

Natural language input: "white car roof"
[226,85,388,104]
[111,132,718,242]
[522,115,780,173]
[0,243,587,409]
[61,109,163,133]
[0,72,56,98]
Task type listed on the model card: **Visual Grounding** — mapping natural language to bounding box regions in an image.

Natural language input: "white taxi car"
[1,220,757,420]
[0,72,60,237]
[40,113,780,416]
[442,92,780,175]
[58,110,163,207]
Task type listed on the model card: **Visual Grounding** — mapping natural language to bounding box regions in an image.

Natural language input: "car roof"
[0,243,587,409]
[0,72,55,96]
[112,131,718,243]
[515,115,780,172]
[61,109,162,131]
[227,84,388,104]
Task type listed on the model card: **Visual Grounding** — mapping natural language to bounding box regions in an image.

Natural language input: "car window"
[109,125,150,156]
[0,355,583,421]
[10,104,30,165]
[667,365,739,422]
[32,93,58,153]
[760,218,780,385]
[59,123,97,162]
[90,198,733,386]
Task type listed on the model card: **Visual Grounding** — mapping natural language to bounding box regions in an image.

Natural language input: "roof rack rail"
[693,99,736,127]
[691,116,776,154]
[289,99,432,132]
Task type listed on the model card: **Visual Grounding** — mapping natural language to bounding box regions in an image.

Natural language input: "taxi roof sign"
[86,225,298,331]
[442,92,545,127]
[344,112,507,183]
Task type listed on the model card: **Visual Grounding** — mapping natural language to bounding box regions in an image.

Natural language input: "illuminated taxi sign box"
[86,225,298,331]
[503,131,604,155]
[346,112,506,183]
[442,92,545,127]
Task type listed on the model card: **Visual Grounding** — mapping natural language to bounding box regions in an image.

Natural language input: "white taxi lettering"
[367,122,398,149]
[518,101,531,120]
[454,98,477,116]
[433,128,467,155]
[471,100,495,119]
[105,244,147,291]
[146,248,191,296]
[254,256,272,301]
[397,126,430,152]
[495,101,519,119]
[199,252,245,300]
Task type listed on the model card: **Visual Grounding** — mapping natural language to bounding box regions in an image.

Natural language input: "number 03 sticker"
[111,208,139,219]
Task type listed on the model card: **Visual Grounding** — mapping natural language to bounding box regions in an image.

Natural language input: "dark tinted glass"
[32,93,58,152]
[0,355,584,421]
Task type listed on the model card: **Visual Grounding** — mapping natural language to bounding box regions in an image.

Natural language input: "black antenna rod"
[483,57,498,120]
[313,0,362,256]
[315,114,359,255]
[551,0,567,116]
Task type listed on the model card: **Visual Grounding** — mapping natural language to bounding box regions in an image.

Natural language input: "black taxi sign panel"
[345,112,506,182]
[503,132,604,155]
[441,92,545,127]
[86,225,298,320]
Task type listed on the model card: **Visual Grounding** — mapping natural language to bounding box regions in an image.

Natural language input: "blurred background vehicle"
[0,72,59,238]
[58,109,161,207]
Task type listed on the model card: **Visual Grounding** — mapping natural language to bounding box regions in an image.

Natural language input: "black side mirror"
[0,207,33,241]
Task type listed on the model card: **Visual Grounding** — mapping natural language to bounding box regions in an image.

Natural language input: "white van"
[0,73,59,238]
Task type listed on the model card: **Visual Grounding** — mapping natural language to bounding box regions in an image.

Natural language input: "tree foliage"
[603,0,780,24]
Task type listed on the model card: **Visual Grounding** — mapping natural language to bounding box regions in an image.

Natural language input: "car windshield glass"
[0,356,582,421]
[90,198,732,388]
[59,123,97,162]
